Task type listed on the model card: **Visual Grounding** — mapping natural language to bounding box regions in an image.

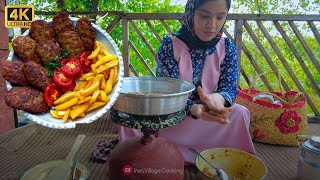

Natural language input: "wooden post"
[92,0,98,23]
[122,17,130,77]
[0,0,15,133]
[234,19,243,63]
[234,19,247,86]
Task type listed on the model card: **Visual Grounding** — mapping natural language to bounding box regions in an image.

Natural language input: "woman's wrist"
[214,92,228,107]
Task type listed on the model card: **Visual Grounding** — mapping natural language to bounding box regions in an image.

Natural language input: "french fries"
[50,41,119,121]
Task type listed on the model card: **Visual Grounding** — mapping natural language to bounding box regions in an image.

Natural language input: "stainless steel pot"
[112,77,195,116]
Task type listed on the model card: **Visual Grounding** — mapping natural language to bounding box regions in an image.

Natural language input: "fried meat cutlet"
[75,17,95,51]
[36,39,62,64]
[23,61,53,90]
[0,60,30,86]
[5,86,50,114]
[52,12,74,35]
[58,31,85,58]
[29,20,56,42]
[12,36,41,64]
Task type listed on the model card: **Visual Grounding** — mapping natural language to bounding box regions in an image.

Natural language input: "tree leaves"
[232,0,319,14]
[13,0,320,113]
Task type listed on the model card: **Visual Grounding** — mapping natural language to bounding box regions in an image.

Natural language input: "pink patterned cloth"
[118,36,256,163]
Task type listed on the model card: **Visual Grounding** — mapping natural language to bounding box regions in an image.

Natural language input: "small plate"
[6,17,124,129]
[20,160,90,180]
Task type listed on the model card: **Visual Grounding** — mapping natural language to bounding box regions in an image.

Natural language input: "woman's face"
[193,0,228,42]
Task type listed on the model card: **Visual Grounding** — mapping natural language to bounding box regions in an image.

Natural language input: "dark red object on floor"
[108,131,184,180]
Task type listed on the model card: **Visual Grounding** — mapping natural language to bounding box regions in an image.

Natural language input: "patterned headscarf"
[174,0,231,50]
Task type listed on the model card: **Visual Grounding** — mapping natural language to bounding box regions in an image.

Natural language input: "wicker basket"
[236,72,308,146]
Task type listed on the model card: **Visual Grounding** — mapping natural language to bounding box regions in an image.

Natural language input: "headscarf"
[174,0,231,50]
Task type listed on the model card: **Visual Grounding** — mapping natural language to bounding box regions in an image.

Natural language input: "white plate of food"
[4,14,124,129]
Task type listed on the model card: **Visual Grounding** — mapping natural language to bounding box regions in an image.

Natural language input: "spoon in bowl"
[189,148,229,180]
[47,135,86,180]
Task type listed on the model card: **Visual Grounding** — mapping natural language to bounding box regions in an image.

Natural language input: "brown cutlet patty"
[29,20,56,42]
[76,17,95,51]
[0,60,30,86]
[4,86,50,114]
[23,61,53,90]
[58,31,85,58]
[12,36,41,64]
[53,12,74,35]
[36,39,62,64]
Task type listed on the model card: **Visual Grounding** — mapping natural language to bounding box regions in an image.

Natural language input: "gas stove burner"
[110,107,186,130]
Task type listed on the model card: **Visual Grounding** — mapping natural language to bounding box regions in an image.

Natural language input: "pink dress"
[118,36,256,163]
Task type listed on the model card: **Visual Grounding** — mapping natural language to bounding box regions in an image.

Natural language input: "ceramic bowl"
[195,148,267,180]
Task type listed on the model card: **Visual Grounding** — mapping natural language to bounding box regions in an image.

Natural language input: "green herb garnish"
[45,56,61,76]
[62,48,71,58]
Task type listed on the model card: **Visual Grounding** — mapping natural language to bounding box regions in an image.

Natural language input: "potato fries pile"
[50,41,119,121]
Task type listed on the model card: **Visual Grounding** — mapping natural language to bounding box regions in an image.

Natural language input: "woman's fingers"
[197,86,220,111]
[197,86,226,112]
[212,107,233,114]
[197,86,207,102]
[190,102,232,124]
[208,109,231,124]
[208,110,227,118]
[202,111,230,124]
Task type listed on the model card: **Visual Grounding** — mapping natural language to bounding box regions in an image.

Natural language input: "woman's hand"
[190,86,232,123]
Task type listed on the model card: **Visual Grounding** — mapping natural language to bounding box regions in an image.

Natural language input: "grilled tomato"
[53,68,74,87]
[61,80,76,92]
[61,57,81,76]
[44,83,63,107]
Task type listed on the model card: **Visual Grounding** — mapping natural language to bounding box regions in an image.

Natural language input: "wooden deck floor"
[0,115,318,180]
[184,123,320,180]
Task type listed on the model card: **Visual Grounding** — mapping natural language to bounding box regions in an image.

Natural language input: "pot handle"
[297,135,310,148]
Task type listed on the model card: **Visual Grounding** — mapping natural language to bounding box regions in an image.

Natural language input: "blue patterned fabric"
[156,36,239,115]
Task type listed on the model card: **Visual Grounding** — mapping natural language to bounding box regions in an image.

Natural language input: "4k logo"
[5,5,34,28]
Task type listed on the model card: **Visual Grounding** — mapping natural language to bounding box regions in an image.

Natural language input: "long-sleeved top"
[156,35,239,115]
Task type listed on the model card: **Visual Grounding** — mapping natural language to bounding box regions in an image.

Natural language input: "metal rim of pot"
[113,77,195,116]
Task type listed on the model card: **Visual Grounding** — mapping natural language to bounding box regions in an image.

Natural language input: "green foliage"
[96,1,183,76]
[11,0,320,114]
[232,0,320,14]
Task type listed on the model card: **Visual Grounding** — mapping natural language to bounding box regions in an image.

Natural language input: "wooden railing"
[34,11,320,119]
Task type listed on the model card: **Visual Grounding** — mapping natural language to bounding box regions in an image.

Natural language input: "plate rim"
[6,17,124,129]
